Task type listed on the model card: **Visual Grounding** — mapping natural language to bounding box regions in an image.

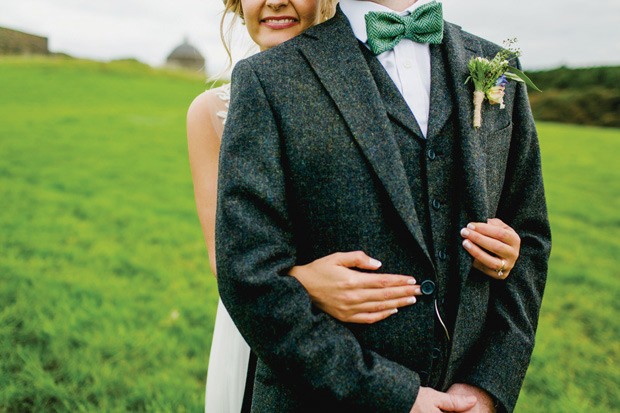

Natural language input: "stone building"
[166,37,205,71]
[0,27,49,55]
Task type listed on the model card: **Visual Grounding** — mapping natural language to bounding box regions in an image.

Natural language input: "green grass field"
[1,57,619,412]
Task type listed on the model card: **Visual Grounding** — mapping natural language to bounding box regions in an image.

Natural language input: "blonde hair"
[218,0,337,73]
[219,0,244,75]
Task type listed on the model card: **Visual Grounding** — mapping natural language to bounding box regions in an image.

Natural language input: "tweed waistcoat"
[360,42,462,388]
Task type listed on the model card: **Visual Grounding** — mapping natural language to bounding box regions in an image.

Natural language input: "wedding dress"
[204,83,252,413]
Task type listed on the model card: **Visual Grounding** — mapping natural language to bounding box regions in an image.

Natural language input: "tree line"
[527,66,620,128]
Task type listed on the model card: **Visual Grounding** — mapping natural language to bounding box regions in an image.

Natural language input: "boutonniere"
[465,39,541,129]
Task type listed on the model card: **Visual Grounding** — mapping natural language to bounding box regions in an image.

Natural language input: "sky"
[1,0,619,75]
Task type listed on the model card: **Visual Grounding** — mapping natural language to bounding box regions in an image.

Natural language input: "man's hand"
[446,383,496,413]
[410,386,477,413]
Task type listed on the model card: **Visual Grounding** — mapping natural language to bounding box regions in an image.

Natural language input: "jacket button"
[432,199,441,210]
[420,280,436,295]
[431,347,442,359]
[438,250,447,260]
[427,149,436,160]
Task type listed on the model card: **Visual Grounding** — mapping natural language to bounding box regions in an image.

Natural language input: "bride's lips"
[261,16,299,29]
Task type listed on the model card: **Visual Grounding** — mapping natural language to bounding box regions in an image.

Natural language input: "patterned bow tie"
[365,1,444,56]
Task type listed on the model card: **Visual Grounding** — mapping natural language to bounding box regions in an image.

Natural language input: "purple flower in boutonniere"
[495,75,508,87]
[465,39,541,129]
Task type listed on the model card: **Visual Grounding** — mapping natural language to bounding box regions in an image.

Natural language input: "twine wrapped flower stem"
[465,39,541,129]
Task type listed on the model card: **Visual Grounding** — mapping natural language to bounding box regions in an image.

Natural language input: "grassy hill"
[1,57,619,412]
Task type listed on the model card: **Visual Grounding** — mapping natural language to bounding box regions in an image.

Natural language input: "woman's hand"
[460,218,521,280]
[288,251,422,324]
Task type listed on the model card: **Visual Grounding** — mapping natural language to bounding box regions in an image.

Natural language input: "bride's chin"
[260,34,298,50]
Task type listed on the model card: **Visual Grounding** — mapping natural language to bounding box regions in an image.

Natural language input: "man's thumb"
[438,393,477,412]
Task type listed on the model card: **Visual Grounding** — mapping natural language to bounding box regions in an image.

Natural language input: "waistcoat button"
[421,280,436,295]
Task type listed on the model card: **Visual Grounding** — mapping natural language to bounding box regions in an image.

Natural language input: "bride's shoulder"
[188,84,230,117]
[187,84,231,140]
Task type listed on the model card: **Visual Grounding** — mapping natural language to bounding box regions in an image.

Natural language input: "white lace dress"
[204,83,252,413]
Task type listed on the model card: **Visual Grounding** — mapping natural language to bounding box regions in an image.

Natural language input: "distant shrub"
[110,57,144,64]
[49,52,74,59]
[529,88,620,127]
[528,66,620,92]
[527,66,620,127]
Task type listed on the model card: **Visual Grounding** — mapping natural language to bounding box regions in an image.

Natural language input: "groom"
[216,0,551,411]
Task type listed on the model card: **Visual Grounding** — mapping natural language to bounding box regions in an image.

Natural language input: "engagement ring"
[497,259,506,278]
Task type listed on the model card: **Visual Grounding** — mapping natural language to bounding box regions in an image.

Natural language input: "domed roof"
[167,37,204,61]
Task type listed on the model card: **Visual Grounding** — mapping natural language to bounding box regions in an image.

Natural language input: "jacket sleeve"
[455,63,552,412]
[215,59,420,412]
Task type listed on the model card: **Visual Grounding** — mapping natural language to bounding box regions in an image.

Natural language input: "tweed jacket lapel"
[442,22,488,227]
[441,25,498,362]
[427,44,453,140]
[441,23,494,293]
[299,7,432,263]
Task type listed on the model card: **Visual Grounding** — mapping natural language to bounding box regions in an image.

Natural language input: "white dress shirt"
[340,0,434,138]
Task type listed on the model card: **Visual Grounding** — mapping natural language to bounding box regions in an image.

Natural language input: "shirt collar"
[340,0,437,43]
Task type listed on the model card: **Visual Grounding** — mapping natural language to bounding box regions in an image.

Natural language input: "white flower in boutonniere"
[465,39,541,129]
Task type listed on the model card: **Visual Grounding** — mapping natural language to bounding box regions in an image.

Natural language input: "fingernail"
[460,228,470,237]
[467,396,477,403]
[407,297,416,304]
[407,278,417,285]
[414,286,421,294]
[467,223,476,230]
[391,308,398,314]
[463,240,472,249]
[369,258,382,267]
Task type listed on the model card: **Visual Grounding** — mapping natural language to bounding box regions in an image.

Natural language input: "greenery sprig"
[465,39,541,128]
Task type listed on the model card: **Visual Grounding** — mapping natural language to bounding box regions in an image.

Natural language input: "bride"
[187,0,523,411]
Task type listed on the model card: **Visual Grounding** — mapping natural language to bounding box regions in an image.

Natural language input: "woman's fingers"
[460,219,521,281]
[296,251,423,325]
[345,309,399,324]
[461,226,514,259]
[487,217,508,228]
[466,221,521,250]
[353,272,417,288]
[350,295,419,314]
[461,237,507,271]
[326,251,418,287]
[461,231,513,280]
[473,258,510,280]
[332,250,383,271]
[344,283,422,305]
[322,286,420,324]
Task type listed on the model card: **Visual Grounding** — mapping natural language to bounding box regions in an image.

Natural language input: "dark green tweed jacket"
[216,7,551,413]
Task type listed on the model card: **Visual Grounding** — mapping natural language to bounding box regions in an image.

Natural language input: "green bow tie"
[365,1,444,56]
